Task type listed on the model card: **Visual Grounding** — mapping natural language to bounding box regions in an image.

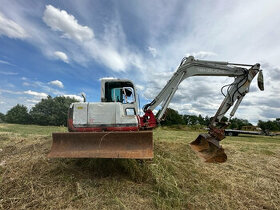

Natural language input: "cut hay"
[0,124,279,209]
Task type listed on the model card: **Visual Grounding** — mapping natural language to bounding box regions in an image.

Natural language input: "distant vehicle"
[225,129,278,136]
[225,129,261,136]
[241,126,262,131]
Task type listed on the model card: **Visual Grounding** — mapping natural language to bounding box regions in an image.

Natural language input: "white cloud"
[20,79,65,96]
[54,51,69,63]
[0,60,9,64]
[0,89,22,94]
[42,5,130,72]
[26,99,40,104]
[24,90,48,98]
[99,77,118,81]
[22,82,30,86]
[0,88,48,113]
[48,80,64,88]
[63,94,83,101]
[43,5,94,42]
[0,12,28,39]
[135,84,144,91]
[0,70,18,75]
[0,59,14,66]
[148,46,157,57]
[186,51,217,59]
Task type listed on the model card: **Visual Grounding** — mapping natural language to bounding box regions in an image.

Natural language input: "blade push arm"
[143,56,261,124]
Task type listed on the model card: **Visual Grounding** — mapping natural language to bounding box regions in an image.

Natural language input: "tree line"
[0,96,77,126]
[159,108,280,131]
[0,98,279,131]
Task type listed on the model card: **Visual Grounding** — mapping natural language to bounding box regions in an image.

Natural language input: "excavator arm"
[144,56,262,122]
[142,56,264,163]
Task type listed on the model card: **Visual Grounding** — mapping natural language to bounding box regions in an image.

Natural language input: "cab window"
[111,88,123,102]
[105,81,135,103]
[126,108,136,115]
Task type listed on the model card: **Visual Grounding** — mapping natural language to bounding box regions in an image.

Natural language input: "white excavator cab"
[48,79,154,159]
[101,79,139,118]
[67,79,140,130]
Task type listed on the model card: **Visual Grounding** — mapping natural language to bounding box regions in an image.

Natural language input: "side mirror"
[257,70,264,91]
[81,92,86,102]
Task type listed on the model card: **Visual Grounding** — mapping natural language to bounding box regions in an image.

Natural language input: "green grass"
[0,124,279,209]
[0,123,66,136]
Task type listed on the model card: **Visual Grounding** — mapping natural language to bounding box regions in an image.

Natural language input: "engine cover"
[69,102,139,131]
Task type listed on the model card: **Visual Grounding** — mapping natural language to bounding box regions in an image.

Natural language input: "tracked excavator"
[48,56,264,163]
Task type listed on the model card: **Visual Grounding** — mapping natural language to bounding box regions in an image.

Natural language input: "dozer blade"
[48,131,153,159]
[189,133,227,163]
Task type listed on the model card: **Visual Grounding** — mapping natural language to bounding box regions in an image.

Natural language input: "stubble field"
[0,124,279,209]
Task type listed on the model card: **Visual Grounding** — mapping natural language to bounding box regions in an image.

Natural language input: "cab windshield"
[105,81,135,103]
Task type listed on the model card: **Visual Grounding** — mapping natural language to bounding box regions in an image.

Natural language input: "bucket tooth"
[48,131,153,159]
[190,133,227,163]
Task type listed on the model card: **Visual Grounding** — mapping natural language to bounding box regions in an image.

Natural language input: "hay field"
[0,124,279,209]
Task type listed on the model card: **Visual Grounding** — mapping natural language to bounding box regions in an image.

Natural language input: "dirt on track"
[0,124,280,209]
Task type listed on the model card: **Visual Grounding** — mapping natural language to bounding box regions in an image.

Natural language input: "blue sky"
[0,0,279,124]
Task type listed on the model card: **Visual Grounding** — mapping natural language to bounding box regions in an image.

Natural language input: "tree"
[228,118,252,130]
[204,115,210,126]
[258,119,280,132]
[0,112,5,123]
[159,108,185,126]
[30,96,78,126]
[183,114,212,126]
[183,115,199,125]
[5,104,31,124]
[197,114,203,125]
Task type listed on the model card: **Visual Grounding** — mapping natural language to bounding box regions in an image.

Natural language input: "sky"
[0,0,279,124]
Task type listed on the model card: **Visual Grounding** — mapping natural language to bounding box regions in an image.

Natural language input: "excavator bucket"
[189,133,227,163]
[48,131,153,159]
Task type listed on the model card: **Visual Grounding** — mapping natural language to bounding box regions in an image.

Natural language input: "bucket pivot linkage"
[190,127,227,163]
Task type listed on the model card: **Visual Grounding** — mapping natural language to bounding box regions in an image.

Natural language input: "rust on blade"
[190,133,227,163]
[48,131,153,159]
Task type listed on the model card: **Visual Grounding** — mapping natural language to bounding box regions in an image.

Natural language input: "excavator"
[48,56,264,163]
